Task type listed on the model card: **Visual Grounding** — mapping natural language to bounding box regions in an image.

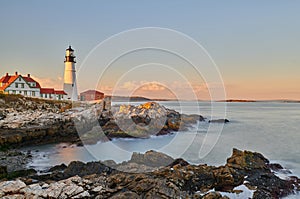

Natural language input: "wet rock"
[116,162,156,173]
[63,161,112,179]
[268,163,284,171]
[226,148,269,170]
[0,149,33,175]
[0,149,299,199]
[226,148,296,198]
[208,119,229,123]
[129,150,174,167]
[168,158,189,167]
[213,166,243,191]
[252,189,273,199]
[81,126,109,144]
[48,163,67,172]
[202,191,230,199]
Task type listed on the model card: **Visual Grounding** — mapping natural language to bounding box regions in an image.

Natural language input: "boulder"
[129,150,174,167]
[226,148,269,170]
[226,148,296,198]
[63,161,112,179]
[0,180,26,194]
[48,163,67,173]
[213,166,243,191]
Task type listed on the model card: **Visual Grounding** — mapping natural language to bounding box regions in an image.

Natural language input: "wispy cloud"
[97,80,220,100]
[32,75,63,89]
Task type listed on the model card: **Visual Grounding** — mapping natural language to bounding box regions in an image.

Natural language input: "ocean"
[23,101,300,197]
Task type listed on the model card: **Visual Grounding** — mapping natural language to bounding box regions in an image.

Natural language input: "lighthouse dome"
[66,45,74,51]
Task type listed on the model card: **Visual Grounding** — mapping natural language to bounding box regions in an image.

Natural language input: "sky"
[0,1,299,100]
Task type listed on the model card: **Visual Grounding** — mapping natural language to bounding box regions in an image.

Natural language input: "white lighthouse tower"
[63,45,78,101]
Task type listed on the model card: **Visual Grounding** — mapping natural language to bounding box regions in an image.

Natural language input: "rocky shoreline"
[0,149,299,198]
[4,95,296,198]
[0,95,210,147]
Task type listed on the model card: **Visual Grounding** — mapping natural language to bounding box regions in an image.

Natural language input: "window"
[31,82,36,87]
[32,91,35,96]
[15,83,18,88]
[45,94,47,98]
[21,83,24,88]
[58,95,61,100]
[19,91,22,94]
[19,77,21,81]
[12,90,16,94]
[24,91,27,96]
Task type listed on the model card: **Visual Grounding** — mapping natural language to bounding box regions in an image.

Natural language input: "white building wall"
[2,75,66,100]
[64,61,78,101]
[4,77,40,97]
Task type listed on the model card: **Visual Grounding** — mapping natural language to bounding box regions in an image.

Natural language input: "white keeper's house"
[0,72,67,100]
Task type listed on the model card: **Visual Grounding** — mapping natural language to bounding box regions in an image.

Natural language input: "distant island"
[218,99,300,103]
[108,95,151,102]
[218,99,257,102]
[108,96,300,103]
[108,95,175,102]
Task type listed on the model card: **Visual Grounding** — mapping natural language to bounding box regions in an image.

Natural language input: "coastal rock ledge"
[0,149,299,199]
[0,95,207,147]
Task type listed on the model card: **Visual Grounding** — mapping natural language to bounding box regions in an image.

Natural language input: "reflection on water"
[24,102,300,179]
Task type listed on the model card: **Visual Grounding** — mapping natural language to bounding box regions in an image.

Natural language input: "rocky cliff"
[0,95,207,147]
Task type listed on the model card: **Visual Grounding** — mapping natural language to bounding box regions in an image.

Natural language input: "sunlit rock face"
[95,102,204,141]
[0,97,205,146]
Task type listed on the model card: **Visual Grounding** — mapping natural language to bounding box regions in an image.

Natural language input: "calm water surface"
[24,101,300,178]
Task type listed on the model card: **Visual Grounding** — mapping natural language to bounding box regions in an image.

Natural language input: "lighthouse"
[63,45,78,101]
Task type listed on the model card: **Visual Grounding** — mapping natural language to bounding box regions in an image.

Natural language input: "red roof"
[0,75,11,84]
[0,73,66,97]
[54,90,67,95]
[0,73,41,91]
[40,89,67,95]
[23,76,41,88]
[0,75,20,91]
[40,88,55,94]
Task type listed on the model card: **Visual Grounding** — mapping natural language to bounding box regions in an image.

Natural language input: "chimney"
[15,72,18,76]
[27,74,30,78]
[6,73,8,76]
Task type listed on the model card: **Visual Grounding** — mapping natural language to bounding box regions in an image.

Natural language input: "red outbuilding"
[80,90,104,101]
